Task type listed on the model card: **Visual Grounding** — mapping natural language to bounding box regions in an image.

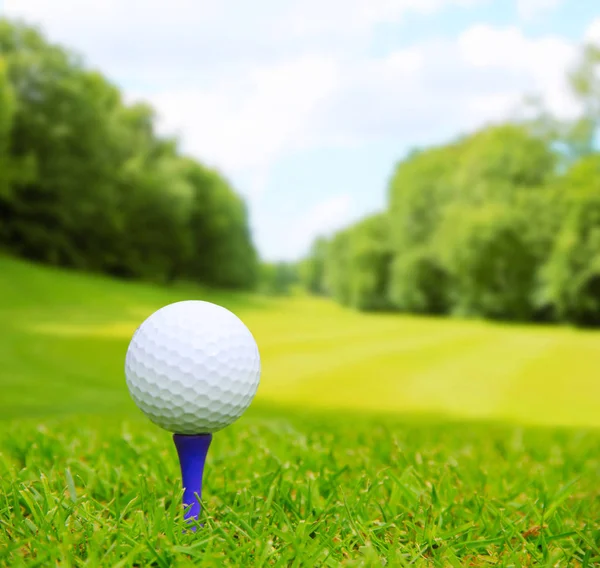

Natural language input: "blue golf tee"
[173,433,213,527]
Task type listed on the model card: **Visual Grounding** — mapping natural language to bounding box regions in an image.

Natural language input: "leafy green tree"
[387,123,557,319]
[567,44,600,157]
[387,144,459,312]
[300,237,328,295]
[435,203,538,320]
[454,124,556,198]
[0,18,259,289]
[539,155,600,325]
[0,57,14,205]
[388,145,458,246]
[0,20,131,266]
[522,43,600,164]
[185,162,258,289]
[319,214,392,310]
[259,262,299,296]
[310,43,600,325]
[346,214,392,310]
[324,229,352,306]
[390,247,450,314]
[113,140,194,282]
[436,125,558,320]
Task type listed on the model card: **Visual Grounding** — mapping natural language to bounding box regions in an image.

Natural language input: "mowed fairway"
[2,256,599,428]
[1,256,599,566]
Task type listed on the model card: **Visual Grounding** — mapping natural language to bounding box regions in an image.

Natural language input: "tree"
[0,57,14,203]
[259,262,299,296]
[0,18,259,289]
[305,43,600,325]
[436,125,558,320]
[316,214,392,310]
[390,247,450,314]
[346,214,392,311]
[387,123,557,319]
[539,155,600,325]
[324,229,352,306]
[387,144,459,312]
[388,144,459,247]
[520,42,600,164]
[113,140,194,282]
[185,161,258,289]
[454,124,556,198]
[435,203,539,320]
[300,237,328,295]
[567,43,600,157]
[0,20,132,267]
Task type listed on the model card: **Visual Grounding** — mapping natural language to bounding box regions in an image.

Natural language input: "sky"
[2,0,600,261]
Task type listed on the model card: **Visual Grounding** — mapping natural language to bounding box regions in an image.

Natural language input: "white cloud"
[585,17,600,45]
[3,0,484,81]
[147,24,578,194]
[277,0,484,39]
[457,24,578,118]
[516,0,563,22]
[3,0,487,191]
[7,2,566,175]
[4,0,484,39]
[144,55,340,196]
[286,194,356,259]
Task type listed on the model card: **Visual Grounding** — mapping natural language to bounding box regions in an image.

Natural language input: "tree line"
[301,43,600,326]
[0,19,258,289]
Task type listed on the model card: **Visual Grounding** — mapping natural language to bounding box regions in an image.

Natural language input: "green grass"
[1,255,599,566]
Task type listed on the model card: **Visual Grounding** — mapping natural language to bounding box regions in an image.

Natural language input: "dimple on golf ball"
[125,300,261,434]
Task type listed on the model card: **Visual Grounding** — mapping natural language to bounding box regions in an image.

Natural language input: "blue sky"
[4,0,600,260]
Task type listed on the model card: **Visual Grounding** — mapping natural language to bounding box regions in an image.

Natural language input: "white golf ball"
[124,300,261,434]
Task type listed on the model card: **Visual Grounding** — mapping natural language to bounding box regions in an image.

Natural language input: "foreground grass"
[1,256,599,565]
[2,415,599,567]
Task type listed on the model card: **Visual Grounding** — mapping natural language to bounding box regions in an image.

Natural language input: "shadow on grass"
[244,400,600,435]
[4,396,599,438]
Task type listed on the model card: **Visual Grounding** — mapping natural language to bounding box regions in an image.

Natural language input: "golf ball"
[124,300,261,434]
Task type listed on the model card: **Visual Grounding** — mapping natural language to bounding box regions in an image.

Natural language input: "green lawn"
[1,256,599,566]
